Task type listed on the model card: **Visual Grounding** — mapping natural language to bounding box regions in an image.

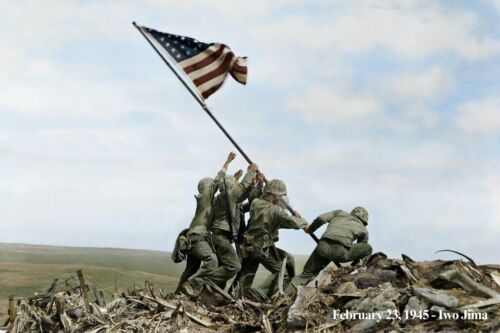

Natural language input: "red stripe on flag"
[201,82,225,99]
[193,51,235,87]
[183,45,225,74]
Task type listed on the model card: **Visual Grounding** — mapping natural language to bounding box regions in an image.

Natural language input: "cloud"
[286,86,382,124]
[381,68,454,102]
[249,1,500,59]
[401,107,441,129]
[455,95,500,133]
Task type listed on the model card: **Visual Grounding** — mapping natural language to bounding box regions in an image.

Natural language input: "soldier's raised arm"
[231,162,258,201]
[208,152,236,197]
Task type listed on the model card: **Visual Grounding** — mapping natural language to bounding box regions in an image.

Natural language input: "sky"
[0,0,499,263]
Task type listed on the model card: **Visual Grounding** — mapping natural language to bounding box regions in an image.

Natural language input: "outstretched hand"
[248,163,259,172]
[224,152,236,169]
[233,169,243,181]
[227,152,236,163]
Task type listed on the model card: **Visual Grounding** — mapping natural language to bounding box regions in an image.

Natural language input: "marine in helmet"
[207,160,259,288]
[176,152,236,297]
[235,179,309,297]
[287,207,373,295]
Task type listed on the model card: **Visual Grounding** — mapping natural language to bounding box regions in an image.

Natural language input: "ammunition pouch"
[171,228,190,263]
[178,235,190,254]
[251,233,274,258]
[239,234,255,258]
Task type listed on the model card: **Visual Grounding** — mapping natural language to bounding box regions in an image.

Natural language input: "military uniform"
[177,168,226,292]
[289,208,372,291]
[208,169,256,287]
[238,194,308,297]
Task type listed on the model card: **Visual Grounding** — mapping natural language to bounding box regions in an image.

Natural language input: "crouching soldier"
[237,179,308,297]
[287,207,373,294]
[176,152,236,297]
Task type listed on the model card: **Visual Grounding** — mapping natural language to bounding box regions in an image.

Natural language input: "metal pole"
[133,22,317,243]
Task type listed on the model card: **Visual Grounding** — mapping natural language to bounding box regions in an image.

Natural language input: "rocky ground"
[2,252,499,332]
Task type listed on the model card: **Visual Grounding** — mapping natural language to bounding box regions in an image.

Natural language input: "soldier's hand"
[248,163,258,172]
[256,172,265,184]
[227,152,236,163]
[293,211,302,218]
[234,169,243,181]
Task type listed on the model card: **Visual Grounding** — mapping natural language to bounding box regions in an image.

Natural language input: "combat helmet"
[197,177,214,193]
[351,206,369,224]
[265,179,287,196]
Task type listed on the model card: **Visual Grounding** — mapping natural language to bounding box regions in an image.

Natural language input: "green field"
[0,242,308,321]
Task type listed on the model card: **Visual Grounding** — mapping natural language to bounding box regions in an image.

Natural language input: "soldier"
[178,152,236,297]
[208,162,259,288]
[287,207,373,294]
[237,179,308,297]
[232,181,297,296]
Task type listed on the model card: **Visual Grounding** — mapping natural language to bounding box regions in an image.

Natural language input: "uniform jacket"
[211,170,256,234]
[309,210,369,248]
[246,197,308,238]
[187,169,226,238]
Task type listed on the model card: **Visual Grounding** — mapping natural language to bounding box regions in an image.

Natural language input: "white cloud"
[455,95,500,133]
[401,107,441,129]
[249,1,500,59]
[382,68,454,102]
[286,87,382,124]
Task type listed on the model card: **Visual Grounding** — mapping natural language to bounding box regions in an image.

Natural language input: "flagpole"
[132,22,318,242]
[133,22,253,164]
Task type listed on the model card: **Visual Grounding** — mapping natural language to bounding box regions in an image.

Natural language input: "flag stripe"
[233,60,247,73]
[178,44,219,68]
[192,51,235,87]
[186,47,233,81]
[197,72,228,94]
[201,82,225,99]
[142,26,247,100]
[232,65,247,74]
[183,45,225,75]
[231,71,247,84]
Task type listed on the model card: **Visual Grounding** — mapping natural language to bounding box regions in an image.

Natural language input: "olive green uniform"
[208,170,256,287]
[178,168,226,291]
[290,210,372,290]
[238,197,308,297]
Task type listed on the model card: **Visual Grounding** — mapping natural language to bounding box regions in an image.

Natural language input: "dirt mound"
[2,253,499,332]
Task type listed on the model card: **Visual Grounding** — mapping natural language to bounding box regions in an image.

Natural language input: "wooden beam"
[76,270,91,312]
[8,295,16,326]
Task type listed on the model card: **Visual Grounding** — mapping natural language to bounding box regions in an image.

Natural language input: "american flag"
[140,25,247,100]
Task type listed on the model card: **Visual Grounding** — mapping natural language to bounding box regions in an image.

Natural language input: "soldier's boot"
[181,279,204,298]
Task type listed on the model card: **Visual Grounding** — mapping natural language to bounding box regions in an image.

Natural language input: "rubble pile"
[2,253,499,332]
[288,253,500,332]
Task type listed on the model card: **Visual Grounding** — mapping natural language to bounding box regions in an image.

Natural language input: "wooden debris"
[3,257,500,332]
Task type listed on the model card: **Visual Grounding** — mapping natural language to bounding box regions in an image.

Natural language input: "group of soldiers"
[172,152,373,299]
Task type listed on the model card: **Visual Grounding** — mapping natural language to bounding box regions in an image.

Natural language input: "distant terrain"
[0,242,307,321]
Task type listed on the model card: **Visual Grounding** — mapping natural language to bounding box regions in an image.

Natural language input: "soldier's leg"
[275,247,296,279]
[255,246,286,297]
[345,243,373,262]
[232,256,260,297]
[210,234,242,288]
[289,240,333,289]
[257,247,295,296]
[187,239,219,291]
[175,254,201,293]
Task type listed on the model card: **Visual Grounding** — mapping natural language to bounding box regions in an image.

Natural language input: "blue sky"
[0,0,499,263]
